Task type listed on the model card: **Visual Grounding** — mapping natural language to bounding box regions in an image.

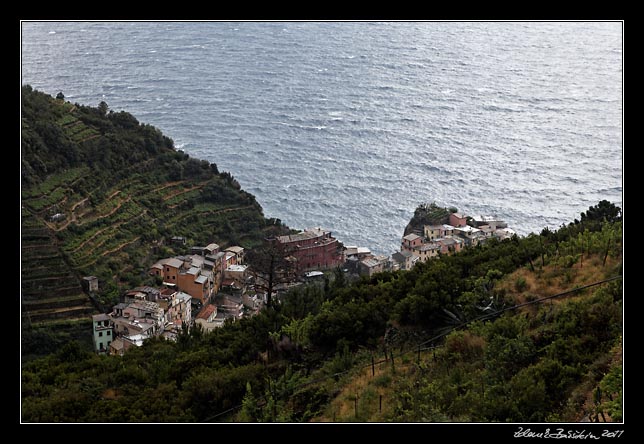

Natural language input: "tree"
[98,101,109,116]
[238,382,260,422]
[579,200,622,224]
[247,240,297,308]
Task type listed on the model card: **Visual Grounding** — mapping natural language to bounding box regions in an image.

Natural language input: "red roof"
[221,278,236,287]
[196,304,216,320]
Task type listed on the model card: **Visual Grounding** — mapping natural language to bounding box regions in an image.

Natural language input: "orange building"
[149,256,214,304]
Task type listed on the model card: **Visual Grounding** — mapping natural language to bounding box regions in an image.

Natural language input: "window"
[106,330,111,336]
[99,332,103,337]
[104,320,109,327]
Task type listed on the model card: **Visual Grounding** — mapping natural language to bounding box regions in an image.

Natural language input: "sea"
[21,21,623,256]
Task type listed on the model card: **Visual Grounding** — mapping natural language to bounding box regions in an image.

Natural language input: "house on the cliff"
[276,227,343,273]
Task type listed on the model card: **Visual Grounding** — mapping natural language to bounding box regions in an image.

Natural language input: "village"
[91,210,516,356]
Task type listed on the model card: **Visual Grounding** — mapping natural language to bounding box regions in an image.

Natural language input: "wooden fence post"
[354,394,358,418]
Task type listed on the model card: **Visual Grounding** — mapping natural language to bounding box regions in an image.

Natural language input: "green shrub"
[514,276,528,292]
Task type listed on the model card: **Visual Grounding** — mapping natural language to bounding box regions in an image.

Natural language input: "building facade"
[92,314,114,355]
[276,228,343,273]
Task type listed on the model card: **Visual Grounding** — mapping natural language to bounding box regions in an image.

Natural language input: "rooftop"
[196,304,217,320]
[455,225,481,233]
[176,291,192,302]
[403,233,422,242]
[165,258,183,269]
[361,258,381,268]
[207,252,226,261]
[127,300,161,312]
[110,338,125,351]
[188,255,204,267]
[226,264,248,273]
[92,314,110,322]
[221,278,237,287]
[473,215,504,223]
[416,243,439,251]
[225,246,244,254]
[183,266,200,276]
[277,227,331,244]
[130,286,161,296]
[305,271,324,278]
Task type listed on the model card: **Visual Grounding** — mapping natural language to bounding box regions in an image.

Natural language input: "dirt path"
[69,209,147,255]
[100,236,141,257]
[71,197,89,212]
[43,197,87,232]
[78,134,100,143]
[152,181,185,193]
[162,182,206,201]
[80,196,132,226]
[80,236,142,268]
[70,221,120,253]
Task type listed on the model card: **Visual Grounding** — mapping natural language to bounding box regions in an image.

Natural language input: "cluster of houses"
[393,212,516,270]
[344,212,516,276]
[91,215,515,355]
[92,286,192,356]
[92,241,254,355]
[92,229,344,355]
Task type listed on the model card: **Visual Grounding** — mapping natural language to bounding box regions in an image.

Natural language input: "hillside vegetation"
[403,202,454,236]
[21,186,622,422]
[21,86,285,359]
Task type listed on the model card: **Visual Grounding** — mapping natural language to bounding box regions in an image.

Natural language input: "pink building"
[436,237,463,254]
[401,233,423,252]
[449,212,467,228]
[277,227,343,273]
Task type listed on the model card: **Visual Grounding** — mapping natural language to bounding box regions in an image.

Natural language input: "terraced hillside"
[21,86,284,358]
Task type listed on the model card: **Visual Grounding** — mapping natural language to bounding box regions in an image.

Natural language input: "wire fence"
[201,274,622,422]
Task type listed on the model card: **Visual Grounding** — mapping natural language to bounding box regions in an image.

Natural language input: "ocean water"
[21,21,623,255]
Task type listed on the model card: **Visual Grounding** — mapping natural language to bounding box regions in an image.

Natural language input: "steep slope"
[21,86,284,358]
[314,250,623,422]
[20,203,622,422]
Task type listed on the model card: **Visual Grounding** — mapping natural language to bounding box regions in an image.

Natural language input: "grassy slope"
[313,252,623,422]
